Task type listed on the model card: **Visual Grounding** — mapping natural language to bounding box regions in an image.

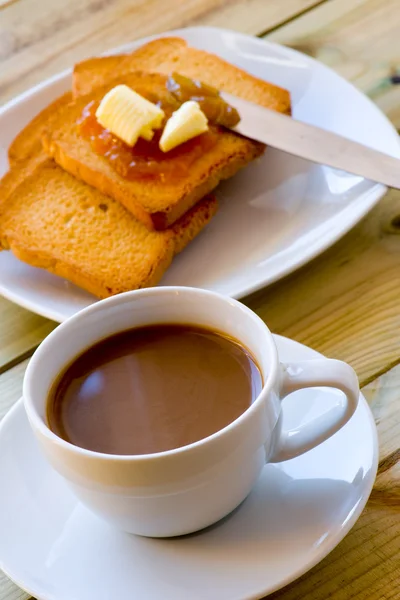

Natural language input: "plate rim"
[0,334,379,600]
[1,25,399,322]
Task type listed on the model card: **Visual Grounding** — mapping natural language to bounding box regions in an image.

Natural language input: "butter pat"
[96,85,165,147]
[159,101,208,152]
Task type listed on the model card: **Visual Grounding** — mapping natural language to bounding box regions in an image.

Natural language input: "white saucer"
[0,335,378,600]
[1,26,399,322]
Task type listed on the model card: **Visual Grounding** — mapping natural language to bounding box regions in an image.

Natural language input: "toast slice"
[0,159,217,297]
[8,92,72,165]
[43,69,266,230]
[0,151,48,213]
[73,37,291,115]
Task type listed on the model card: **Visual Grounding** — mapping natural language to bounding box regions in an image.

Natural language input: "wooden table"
[1,1,400,598]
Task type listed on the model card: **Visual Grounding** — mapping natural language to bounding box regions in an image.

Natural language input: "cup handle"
[269,359,360,463]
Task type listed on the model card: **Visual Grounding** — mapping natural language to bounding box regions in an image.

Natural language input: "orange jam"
[77,100,218,181]
[77,73,239,181]
[166,72,240,128]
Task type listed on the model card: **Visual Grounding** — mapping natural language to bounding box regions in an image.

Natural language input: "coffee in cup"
[47,324,263,455]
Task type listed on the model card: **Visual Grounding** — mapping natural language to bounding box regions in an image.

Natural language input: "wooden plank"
[0,298,56,372]
[0,573,28,600]
[374,85,400,131]
[267,364,400,600]
[0,358,27,420]
[0,0,323,104]
[364,365,400,506]
[266,0,400,128]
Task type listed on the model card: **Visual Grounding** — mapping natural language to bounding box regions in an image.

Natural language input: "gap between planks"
[257,0,329,37]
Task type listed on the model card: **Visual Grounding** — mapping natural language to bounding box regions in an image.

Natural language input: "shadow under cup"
[22,287,282,537]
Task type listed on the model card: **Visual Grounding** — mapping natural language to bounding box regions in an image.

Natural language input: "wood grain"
[0,572,28,600]
[0,359,27,420]
[0,298,55,372]
[0,0,322,104]
[364,365,400,507]
[267,0,400,128]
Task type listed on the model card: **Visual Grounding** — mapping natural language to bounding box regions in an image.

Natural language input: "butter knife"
[221,91,400,189]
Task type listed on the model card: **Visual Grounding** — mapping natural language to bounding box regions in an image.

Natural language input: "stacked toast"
[0,37,291,298]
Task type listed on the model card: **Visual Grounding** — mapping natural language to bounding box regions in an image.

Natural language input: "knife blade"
[221,91,400,189]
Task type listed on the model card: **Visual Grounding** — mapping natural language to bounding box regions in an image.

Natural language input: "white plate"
[0,336,378,600]
[1,26,399,322]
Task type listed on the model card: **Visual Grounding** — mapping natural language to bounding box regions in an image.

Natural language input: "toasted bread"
[73,38,291,115]
[0,152,48,216]
[0,159,217,297]
[7,92,72,165]
[43,70,262,230]
[46,38,290,230]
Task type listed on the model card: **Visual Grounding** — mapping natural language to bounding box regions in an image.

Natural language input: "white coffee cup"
[24,287,359,537]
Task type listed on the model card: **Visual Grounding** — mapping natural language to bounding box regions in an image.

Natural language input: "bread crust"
[0,159,217,296]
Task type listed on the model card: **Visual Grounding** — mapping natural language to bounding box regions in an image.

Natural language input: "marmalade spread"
[77,73,239,181]
[167,72,240,128]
